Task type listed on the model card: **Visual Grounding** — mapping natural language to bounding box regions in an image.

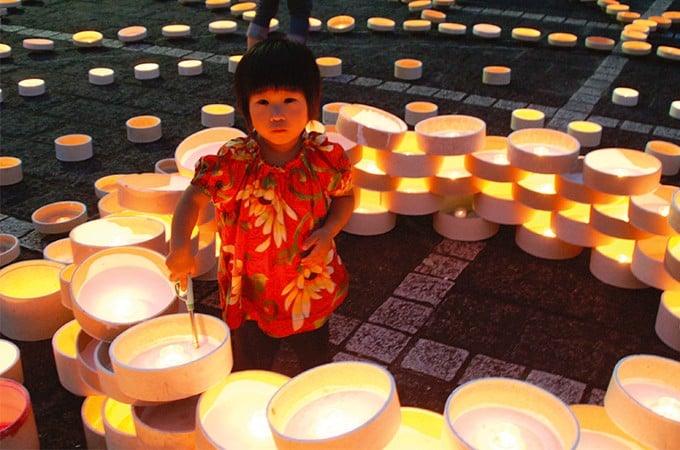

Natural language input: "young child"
[166,38,354,373]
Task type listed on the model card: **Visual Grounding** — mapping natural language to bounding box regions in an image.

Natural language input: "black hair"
[233,38,321,131]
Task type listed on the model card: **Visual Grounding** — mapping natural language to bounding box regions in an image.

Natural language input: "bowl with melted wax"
[110,313,233,403]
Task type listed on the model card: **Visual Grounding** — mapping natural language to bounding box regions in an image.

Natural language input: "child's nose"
[270,106,285,121]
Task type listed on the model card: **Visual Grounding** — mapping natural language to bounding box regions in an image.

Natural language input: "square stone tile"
[351,77,382,87]
[344,323,411,364]
[434,89,466,102]
[393,272,454,306]
[329,313,361,346]
[526,370,586,405]
[0,217,34,238]
[18,231,44,252]
[369,297,433,334]
[433,240,486,262]
[464,95,496,107]
[620,120,653,134]
[586,388,606,405]
[458,354,526,384]
[653,126,680,140]
[401,339,469,381]
[406,85,439,97]
[378,81,410,93]
[415,254,469,280]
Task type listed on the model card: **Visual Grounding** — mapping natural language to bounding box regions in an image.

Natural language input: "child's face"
[249,88,309,151]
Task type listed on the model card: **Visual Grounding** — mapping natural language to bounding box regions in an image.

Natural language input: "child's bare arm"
[166,184,211,288]
[301,192,355,267]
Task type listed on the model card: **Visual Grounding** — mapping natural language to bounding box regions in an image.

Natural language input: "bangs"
[234,38,321,130]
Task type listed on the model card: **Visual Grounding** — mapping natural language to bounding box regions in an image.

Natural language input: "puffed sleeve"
[309,132,353,198]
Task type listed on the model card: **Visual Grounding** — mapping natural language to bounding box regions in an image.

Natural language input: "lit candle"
[129,336,219,369]
[76,266,174,323]
[18,78,45,96]
[0,339,22,382]
[117,25,147,42]
[481,421,526,450]
[72,31,103,47]
[454,408,561,449]
[134,63,160,80]
[454,207,468,218]
[285,389,387,439]
[88,67,114,85]
[201,378,281,448]
[161,24,191,38]
[624,379,680,422]
[208,20,238,34]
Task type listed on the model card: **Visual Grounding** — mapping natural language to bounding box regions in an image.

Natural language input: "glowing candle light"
[117,25,147,42]
[201,103,235,128]
[0,156,22,186]
[286,389,388,439]
[268,361,401,449]
[444,379,578,450]
[198,371,289,449]
[134,63,160,80]
[18,78,45,96]
[395,59,423,81]
[438,22,466,35]
[367,17,396,32]
[454,207,468,218]
[612,87,639,106]
[0,339,22,382]
[177,59,202,76]
[175,127,246,178]
[208,20,238,34]
[511,108,546,131]
[162,24,191,38]
[335,104,407,151]
[327,15,355,33]
[415,115,486,156]
[316,56,342,78]
[473,23,502,39]
[130,337,219,369]
[72,30,103,47]
[77,266,173,324]
[650,396,680,422]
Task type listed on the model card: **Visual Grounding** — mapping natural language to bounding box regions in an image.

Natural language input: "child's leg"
[246,0,279,48]
[230,320,280,370]
[286,0,312,44]
[286,321,330,371]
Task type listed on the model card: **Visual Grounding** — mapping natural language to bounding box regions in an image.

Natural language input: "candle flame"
[650,396,680,422]
[483,422,526,450]
[616,254,630,263]
[157,344,190,368]
[247,410,271,439]
[534,146,549,156]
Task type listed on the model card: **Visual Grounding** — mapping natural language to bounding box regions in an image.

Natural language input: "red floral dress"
[191,131,353,337]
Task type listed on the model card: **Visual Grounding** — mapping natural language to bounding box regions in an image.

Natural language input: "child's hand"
[166,248,196,290]
[301,228,333,268]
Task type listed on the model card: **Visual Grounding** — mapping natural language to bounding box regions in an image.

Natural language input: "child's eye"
[284,98,298,104]
[255,99,269,105]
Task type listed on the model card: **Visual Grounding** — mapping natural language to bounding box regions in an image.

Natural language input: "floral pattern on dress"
[192,131,352,337]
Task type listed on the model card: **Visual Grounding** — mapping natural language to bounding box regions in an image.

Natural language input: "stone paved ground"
[1,0,680,448]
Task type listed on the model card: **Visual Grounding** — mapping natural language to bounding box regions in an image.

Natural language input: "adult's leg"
[247,0,280,48]
[286,0,312,44]
[230,320,281,371]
